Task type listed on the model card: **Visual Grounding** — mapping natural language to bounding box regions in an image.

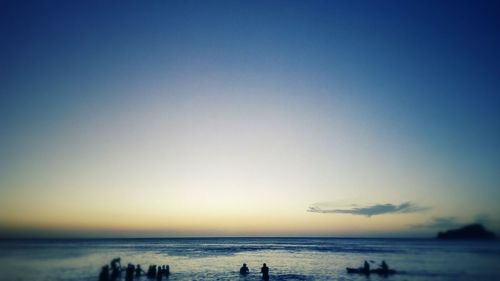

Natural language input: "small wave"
[274,274,313,280]
[148,243,403,257]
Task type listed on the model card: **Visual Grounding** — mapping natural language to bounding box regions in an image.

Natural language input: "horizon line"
[0,235,434,240]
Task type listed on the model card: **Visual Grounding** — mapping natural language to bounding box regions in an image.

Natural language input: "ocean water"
[0,238,499,281]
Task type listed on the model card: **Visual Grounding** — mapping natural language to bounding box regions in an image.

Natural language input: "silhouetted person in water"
[111,258,121,271]
[363,260,370,274]
[147,265,157,278]
[136,264,143,277]
[125,264,135,281]
[240,263,249,275]
[110,265,120,280]
[110,258,121,280]
[261,263,269,281]
[380,260,389,272]
[99,265,109,281]
[160,265,170,277]
[156,267,163,281]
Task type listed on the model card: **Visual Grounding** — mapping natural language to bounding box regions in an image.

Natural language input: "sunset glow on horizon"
[1,0,499,238]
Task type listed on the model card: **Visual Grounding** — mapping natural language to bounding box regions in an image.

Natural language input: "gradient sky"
[1,0,500,237]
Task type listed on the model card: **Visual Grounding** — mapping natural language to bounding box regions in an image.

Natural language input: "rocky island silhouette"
[437,224,497,240]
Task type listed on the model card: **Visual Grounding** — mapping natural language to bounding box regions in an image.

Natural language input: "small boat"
[346,267,369,274]
[346,267,396,275]
[370,268,396,275]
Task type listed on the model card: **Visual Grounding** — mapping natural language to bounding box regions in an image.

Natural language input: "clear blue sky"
[1,0,499,237]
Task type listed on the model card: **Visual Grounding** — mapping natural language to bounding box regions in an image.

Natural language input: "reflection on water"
[0,238,499,281]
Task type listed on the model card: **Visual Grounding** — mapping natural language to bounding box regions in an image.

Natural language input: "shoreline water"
[1,237,499,281]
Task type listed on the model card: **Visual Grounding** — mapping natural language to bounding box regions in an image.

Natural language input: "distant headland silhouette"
[437,223,497,240]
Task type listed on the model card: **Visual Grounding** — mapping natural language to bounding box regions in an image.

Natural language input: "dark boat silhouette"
[346,267,396,275]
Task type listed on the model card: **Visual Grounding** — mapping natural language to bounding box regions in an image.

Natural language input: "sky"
[1,0,500,238]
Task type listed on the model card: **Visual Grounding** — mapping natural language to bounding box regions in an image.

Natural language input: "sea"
[0,238,499,281]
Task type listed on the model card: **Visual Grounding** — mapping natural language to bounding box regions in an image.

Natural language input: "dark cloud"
[307,202,428,217]
[411,217,460,229]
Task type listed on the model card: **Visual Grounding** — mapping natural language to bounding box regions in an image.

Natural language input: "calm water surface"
[0,238,499,281]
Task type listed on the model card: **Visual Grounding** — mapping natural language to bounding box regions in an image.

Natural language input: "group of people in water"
[99,258,394,280]
[99,259,271,281]
[98,258,170,281]
[239,263,270,280]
